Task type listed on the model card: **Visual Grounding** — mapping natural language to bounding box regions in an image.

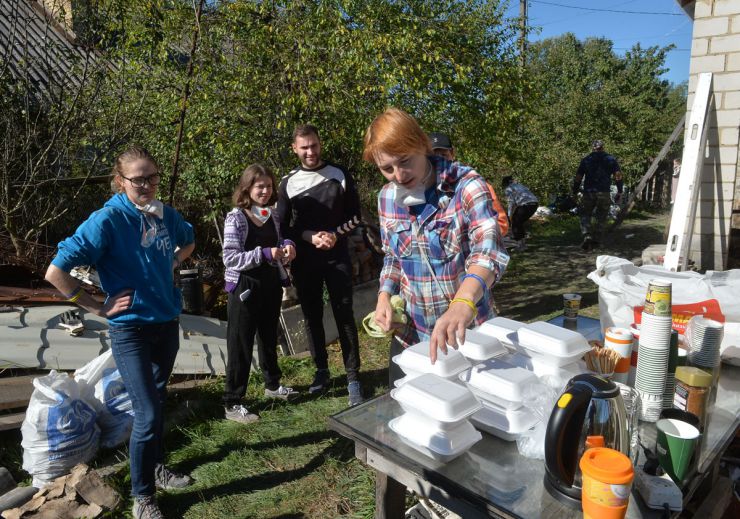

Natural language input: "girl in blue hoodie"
[45,146,195,519]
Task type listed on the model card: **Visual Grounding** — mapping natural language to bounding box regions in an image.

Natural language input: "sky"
[505,0,693,85]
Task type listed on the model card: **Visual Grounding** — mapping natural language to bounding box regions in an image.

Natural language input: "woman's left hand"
[429,302,475,364]
[282,244,296,262]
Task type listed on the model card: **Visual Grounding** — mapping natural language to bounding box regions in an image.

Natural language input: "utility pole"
[519,0,528,67]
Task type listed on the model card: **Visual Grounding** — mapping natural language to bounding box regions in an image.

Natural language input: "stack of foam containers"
[456,329,508,363]
[515,321,591,374]
[389,373,482,462]
[459,358,540,441]
[392,341,472,387]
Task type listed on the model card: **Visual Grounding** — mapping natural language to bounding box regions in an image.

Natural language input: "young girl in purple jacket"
[222,164,297,423]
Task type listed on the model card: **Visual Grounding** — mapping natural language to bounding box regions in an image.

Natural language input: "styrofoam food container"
[517,321,591,365]
[390,373,482,424]
[457,330,507,361]
[459,358,538,409]
[470,400,539,441]
[389,414,482,462]
[392,341,471,379]
[474,317,524,347]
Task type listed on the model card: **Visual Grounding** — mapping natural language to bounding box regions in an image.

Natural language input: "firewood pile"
[1,465,119,519]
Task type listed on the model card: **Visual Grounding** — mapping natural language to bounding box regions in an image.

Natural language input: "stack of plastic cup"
[635,280,673,422]
[685,316,724,405]
[663,330,679,409]
[605,327,633,385]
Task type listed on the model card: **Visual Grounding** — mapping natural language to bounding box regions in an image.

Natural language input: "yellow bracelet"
[450,297,478,318]
[67,288,83,303]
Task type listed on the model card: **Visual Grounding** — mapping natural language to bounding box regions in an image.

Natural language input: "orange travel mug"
[580,447,634,519]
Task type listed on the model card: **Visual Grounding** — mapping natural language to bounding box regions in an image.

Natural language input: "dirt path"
[494,212,669,322]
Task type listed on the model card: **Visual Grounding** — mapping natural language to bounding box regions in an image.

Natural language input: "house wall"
[685,0,740,270]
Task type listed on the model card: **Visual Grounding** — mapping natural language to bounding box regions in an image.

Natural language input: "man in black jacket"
[276,125,364,406]
[573,139,623,251]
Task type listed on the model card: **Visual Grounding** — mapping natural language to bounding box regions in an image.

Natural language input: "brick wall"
[685,0,740,270]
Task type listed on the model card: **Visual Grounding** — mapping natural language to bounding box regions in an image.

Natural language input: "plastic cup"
[644,280,672,317]
[580,447,634,519]
[563,293,582,320]
[656,418,701,484]
[605,327,633,383]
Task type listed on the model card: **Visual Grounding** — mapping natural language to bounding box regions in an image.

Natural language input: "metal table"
[329,316,740,518]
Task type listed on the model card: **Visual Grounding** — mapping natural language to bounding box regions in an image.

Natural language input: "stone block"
[0,468,15,497]
[690,54,726,73]
[724,91,740,108]
[715,0,740,16]
[714,71,740,91]
[732,213,740,228]
[728,52,740,71]
[692,37,709,56]
[693,17,730,38]
[720,126,740,145]
[710,34,740,54]
[715,108,740,126]
[732,15,740,33]
[694,0,713,19]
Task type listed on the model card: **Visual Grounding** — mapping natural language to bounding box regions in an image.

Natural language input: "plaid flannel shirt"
[378,156,509,347]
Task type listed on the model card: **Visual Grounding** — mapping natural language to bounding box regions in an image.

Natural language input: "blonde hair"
[362,108,431,163]
[110,145,159,193]
[232,163,278,209]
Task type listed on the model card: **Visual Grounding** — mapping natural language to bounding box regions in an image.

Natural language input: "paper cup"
[656,418,701,484]
[605,327,633,384]
[644,280,672,317]
[563,293,581,320]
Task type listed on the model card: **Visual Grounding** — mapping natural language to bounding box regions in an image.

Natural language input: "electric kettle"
[544,374,630,506]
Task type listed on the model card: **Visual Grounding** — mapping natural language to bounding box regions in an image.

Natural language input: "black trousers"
[292,256,360,382]
[223,265,283,406]
[511,203,538,240]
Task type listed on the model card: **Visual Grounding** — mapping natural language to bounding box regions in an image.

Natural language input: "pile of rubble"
[0,465,119,519]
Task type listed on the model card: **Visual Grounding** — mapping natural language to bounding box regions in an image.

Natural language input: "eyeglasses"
[120,173,161,188]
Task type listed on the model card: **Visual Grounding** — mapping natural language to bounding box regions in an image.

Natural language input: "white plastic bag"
[21,371,100,487]
[515,377,560,460]
[587,256,740,363]
[74,350,133,448]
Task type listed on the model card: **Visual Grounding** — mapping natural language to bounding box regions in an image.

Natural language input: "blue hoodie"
[51,193,195,325]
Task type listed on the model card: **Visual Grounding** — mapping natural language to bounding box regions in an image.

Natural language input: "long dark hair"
[232,163,278,209]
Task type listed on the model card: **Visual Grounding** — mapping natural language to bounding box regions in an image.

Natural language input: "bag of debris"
[74,350,134,449]
[21,371,100,488]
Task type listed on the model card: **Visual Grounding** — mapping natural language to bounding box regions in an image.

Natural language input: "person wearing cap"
[573,139,623,251]
[429,132,509,238]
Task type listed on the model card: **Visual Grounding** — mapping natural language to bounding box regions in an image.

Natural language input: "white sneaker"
[264,385,298,400]
[132,496,164,519]
[224,404,259,424]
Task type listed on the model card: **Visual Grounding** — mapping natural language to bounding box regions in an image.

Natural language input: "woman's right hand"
[374,292,394,332]
[100,289,133,318]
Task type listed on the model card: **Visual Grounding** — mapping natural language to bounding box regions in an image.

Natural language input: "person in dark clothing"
[276,125,364,407]
[502,176,538,251]
[222,164,298,424]
[573,139,623,250]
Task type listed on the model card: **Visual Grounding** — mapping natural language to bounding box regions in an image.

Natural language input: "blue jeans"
[109,320,179,498]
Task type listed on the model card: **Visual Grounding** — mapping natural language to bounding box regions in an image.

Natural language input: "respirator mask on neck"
[394,162,433,207]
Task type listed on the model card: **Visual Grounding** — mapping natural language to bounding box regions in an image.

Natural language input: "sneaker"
[133,496,164,519]
[347,381,364,407]
[264,385,298,400]
[224,404,259,424]
[154,463,192,490]
[308,369,330,394]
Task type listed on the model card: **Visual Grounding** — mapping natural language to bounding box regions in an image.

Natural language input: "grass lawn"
[0,210,669,518]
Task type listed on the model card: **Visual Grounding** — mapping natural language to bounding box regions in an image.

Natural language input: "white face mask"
[134,199,164,219]
[251,206,271,223]
[394,162,433,207]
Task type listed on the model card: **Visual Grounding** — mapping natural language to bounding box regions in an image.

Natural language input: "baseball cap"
[429,132,453,150]
[592,139,604,150]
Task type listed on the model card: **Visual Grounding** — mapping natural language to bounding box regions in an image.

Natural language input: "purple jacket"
[222,208,293,292]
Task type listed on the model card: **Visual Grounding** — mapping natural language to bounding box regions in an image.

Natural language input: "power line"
[530,0,684,16]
